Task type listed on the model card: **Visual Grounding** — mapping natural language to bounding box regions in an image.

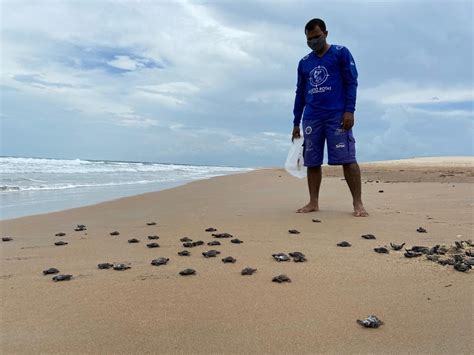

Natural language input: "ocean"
[0,157,255,220]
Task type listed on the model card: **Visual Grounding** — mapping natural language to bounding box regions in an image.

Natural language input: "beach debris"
[416,227,427,233]
[97,263,113,269]
[113,263,131,271]
[222,256,237,263]
[55,232,66,237]
[312,219,321,223]
[178,250,190,256]
[75,224,87,231]
[146,222,157,226]
[404,249,422,258]
[2,237,13,242]
[52,274,73,282]
[179,268,196,276]
[208,241,221,246]
[374,247,389,254]
[272,274,291,283]
[230,238,243,244]
[128,238,140,243]
[337,241,351,247]
[202,250,221,258]
[54,241,68,246]
[378,190,384,193]
[43,268,60,275]
[288,229,300,234]
[241,267,257,275]
[272,253,291,262]
[109,231,120,236]
[148,235,159,240]
[453,262,471,272]
[205,227,217,232]
[146,242,160,248]
[212,232,234,239]
[151,257,169,266]
[180,237,192,242]
[390,242,405,251]
[356,315,384,328]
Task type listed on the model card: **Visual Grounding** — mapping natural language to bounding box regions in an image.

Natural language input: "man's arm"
[292,61,305,127]
[340,47,358,114]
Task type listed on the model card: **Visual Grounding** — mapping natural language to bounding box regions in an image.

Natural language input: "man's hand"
[292,126,301,142]
[341,112,354,131]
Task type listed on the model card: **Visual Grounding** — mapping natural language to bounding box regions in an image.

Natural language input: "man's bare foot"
[353,203,369,217]
[296,203,319,213]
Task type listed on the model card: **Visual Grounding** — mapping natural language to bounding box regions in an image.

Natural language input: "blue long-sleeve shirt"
[293,44,358,127]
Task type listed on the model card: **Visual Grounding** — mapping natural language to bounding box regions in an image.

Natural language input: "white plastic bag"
[285,137,307,178]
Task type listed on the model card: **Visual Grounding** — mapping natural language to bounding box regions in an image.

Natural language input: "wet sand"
[1,157,473,354]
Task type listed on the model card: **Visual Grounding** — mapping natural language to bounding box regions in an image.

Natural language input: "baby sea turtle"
[148,235,159,240]
[374,247,389,254]
[178,250,190,256]
[146,242,160,248]
[222,256,237,263]
[205,227,217,232]
[43,268,60,275]
[128,238,140,243]
[179,268,196,276]
[453,262,471,272]
[52,274,73,282]
[390,242,405,251]
[55,232,66,237]
[404,250,422,258]
[289,251,305,258]
[193,240,204,246]
[231,239,243,244]
[463,239,474,247]
[2,237,13,242]
[356,315,384,328]
[54,241,68,246]
[426,255,440,262]
[337,241,351,247]
[97,263,113,269]
[272,274,291,283]
[466,250,474,257]
[288,229,300,234]
[293,255,307,262]
[202,250,221,258]
[75,225,87,231]
[438,258,455,266]
[180,237,192,242]
[416,227,427,233]
[361,234,376,240]
[411,246,430,254]
[146,222,157,226]
[110,231,120,236]
[212,233,233,239]
[272,253,290,262]
[151,257,169,266]
[378,190,384,193]
[312,219,321,223]
[464,257,474,266]
[241,267,257,275]
[113,263,131,271]
[208,241,221,246]
[454,241,463,249]
[183,242,194,248]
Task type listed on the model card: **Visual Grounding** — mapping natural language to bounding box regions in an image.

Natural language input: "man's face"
[305,26,327,42]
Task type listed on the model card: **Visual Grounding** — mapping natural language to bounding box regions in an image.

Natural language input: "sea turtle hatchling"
[356,315,384,328]
[292,255,307,262]
[222,256,237,263]
[178,250,190,256]
[426,255,440,262]
[230,239,243,244]
[43,268,60,275]
[146,222,157,226]
[202,250,221,258]
[390,242,405,251]
[453,262,471,272]
[208,241,221,246]
[183,242,194,248]
[438,258,455,266]
[374,247,389,254]
[289,252,305,258]
[179,268,196,276]
[2,237,13,242]
[241,267,257,275]
[146,243,160,248]
[52,274,73,282]
[109,231,120,236]
[211,233,233,239]
[272,274,291,283]
[416,227,427,233]
[97,263,113,269]
[151,257,169,266]
[272,253,290,262]
[54,241,68,246]
[180,237,192,242]
[128,238,140,243]
[411,246,430,254]
[55,232,66,237]
[404,250,422,258]
[113,263,131,271]
[205,227,217,232]
[288,229,300,234]
[192,240,204,246]
[337,241,351,247]
[312,219,321,223]
[361,234,376,240]
[148,235,159,240]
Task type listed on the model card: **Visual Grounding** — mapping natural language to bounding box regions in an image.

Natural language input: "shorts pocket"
[348,134,356,157]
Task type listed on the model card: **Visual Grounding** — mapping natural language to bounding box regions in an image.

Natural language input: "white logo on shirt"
[309,65,329,87]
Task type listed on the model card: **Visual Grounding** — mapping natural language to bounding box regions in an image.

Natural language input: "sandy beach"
[1,157,473,354]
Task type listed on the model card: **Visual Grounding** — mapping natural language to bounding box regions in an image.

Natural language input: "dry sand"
[1,157,473,354]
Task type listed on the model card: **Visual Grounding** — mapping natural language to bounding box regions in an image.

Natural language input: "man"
[291,18,368,217]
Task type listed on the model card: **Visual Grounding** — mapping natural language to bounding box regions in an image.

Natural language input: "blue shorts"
[302,113,357,167]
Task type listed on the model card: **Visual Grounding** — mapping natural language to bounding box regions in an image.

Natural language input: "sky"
[1,0,473,168]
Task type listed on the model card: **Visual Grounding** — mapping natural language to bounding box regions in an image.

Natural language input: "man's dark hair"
[305,18,326,33]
